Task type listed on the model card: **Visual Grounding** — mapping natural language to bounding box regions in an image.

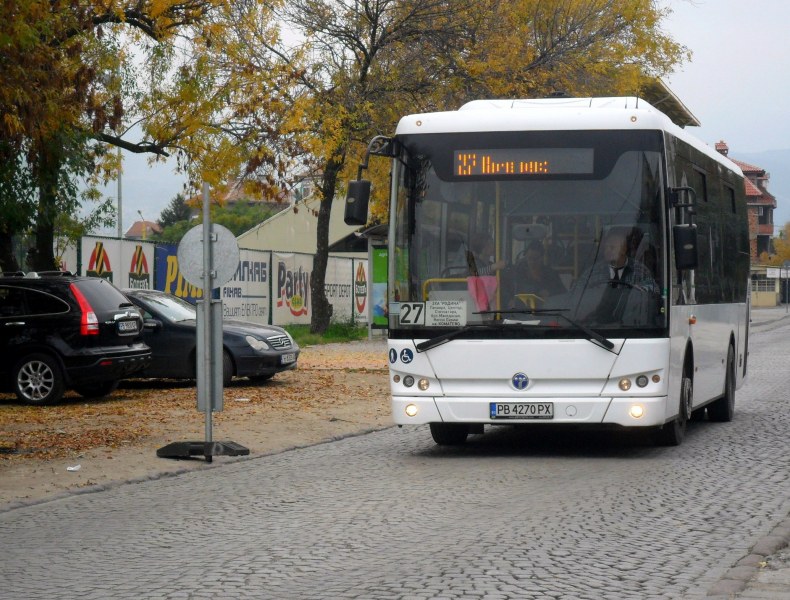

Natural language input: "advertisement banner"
[219,249,271,324]
[352,258,369,323]
[81,237,121,282]
[121,241,156,290]
[272,252,312,326]
[80,237,156,290]
[155,243,204,302]
[371,246,388,328]
[324,257,354,323]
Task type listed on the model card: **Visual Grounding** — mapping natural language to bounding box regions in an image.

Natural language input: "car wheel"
[14,353,65,405]
[222,350,233,387]
[708,345,735,422]
[654,375,691,447]
[74,380,119,399]
[429,423,469,446]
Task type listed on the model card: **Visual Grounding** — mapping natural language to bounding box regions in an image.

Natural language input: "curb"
[705,515,790,597]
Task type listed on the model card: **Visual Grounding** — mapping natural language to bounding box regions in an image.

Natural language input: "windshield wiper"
[415,324,492,352]
[415,310,615,353]
[479,308,615,351]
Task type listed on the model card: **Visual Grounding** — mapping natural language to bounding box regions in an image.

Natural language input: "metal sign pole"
[201,182,214,452]
[156,184,248,462]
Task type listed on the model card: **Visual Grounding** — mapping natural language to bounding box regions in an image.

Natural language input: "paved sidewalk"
[750,304,790,328]
[706,306,790,598]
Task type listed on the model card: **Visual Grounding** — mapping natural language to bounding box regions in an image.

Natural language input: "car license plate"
[490,402,553,420]
[118,320,139,333]
[280,353,296,365]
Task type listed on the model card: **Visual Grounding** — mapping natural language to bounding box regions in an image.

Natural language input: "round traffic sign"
[177,224,240,288]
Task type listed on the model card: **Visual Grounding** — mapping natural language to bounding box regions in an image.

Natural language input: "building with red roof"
[715,141,776,259]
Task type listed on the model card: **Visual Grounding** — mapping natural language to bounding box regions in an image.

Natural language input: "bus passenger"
[510,240,566,300]
[466,233,505,276]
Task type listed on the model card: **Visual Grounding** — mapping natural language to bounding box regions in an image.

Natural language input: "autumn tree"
[0,1,227,271]
[762,223,790,266]
[209,0,685,333]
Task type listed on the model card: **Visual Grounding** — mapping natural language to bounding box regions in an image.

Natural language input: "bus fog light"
[619,378,632,391]
[405,404,419,417]
[418,378,430,391]
[403,375,415,387]
[629,404,645,419]
[636,375,649,388]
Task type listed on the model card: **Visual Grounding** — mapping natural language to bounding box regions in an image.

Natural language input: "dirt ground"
[0,340,391,509]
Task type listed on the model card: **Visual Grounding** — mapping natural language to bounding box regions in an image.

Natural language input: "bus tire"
[654,375,691,446]
[708,345,735,422]
[430,423,469,445]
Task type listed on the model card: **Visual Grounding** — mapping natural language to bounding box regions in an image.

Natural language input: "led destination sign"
[455,148,594,176]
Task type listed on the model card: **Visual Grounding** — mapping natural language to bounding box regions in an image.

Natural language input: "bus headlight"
[619,378,632,391]
[418,378,430,391]
[629,404,645,419]
[405,404,419,417]
[636,375,649,388]
[403,375,415,387]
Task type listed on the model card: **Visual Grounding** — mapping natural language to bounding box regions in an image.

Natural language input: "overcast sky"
[108,0,790,233]
[662,0,790,153]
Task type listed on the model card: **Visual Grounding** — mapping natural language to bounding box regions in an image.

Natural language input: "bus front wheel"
[654,375,691,446]
[430,423,469,445]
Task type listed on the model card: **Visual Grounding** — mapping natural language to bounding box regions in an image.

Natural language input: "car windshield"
[137,292,196,322]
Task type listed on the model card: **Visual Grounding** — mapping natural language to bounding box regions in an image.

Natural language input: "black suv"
[0,272,151,404]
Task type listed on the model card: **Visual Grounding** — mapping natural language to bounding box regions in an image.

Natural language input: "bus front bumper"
[392,396,668,428]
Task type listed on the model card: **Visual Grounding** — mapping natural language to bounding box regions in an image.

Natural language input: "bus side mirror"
[673,224,698,271]
[344,180,371,226]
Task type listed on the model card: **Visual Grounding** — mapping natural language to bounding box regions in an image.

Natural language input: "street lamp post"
[137,210,146,240]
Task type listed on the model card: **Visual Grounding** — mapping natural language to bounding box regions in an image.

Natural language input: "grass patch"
[284,322,369,347]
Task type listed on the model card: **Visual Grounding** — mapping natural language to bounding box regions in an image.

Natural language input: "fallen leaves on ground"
[0,344,389,461]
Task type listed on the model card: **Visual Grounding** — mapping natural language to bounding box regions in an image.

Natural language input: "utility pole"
[117,147,123,238]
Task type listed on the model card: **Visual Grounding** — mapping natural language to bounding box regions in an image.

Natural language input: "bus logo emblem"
[512,373,529,390]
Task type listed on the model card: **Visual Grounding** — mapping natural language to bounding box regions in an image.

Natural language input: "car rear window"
[73,278,134,313]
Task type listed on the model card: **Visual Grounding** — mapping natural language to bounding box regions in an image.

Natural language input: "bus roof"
[395,97,742,175]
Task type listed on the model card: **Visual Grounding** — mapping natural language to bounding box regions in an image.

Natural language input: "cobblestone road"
[1,317,789,599]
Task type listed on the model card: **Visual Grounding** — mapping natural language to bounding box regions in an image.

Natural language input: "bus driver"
[572,226,659,323]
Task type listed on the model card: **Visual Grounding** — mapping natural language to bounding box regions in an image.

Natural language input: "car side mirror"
[344,180,371,226]
[673,224,698,271]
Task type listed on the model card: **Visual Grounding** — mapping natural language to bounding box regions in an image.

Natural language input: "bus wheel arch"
[654,345,693,446]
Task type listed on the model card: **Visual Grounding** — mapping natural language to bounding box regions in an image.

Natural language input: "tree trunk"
[31,142,60,271]
[310,158,343,334]
[0,231,19,272]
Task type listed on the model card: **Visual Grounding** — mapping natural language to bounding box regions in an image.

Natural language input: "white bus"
[346,97,750,446]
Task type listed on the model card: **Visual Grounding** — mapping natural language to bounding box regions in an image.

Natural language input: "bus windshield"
[390,130,668,338]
